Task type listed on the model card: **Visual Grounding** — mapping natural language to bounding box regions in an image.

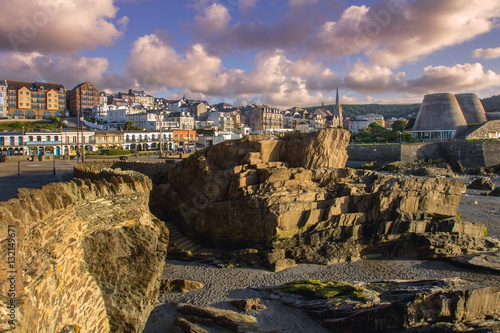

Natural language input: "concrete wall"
[348,141,500,168]
[347,144,401,163]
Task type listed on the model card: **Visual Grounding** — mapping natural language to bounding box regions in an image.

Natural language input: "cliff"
[147,129,492,270]
[0,169,168,332]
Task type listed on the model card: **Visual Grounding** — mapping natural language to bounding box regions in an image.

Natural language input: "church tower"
[333,87,343,128]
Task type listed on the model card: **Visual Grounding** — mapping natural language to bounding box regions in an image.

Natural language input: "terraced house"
[5,80,67,119]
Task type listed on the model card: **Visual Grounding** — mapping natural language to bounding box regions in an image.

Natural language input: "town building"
[94,130,125,150]
[412,93,489,140]
[348,114,385,133]
[67,81,101,117]
[0,80,7,118]
[128,90,155,109]
[246,105,283,134]
[0,129,95,157]
[5,80,67,119]
[166,111,195,130]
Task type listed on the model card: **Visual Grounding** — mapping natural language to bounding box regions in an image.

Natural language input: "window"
[20,103,23,106]
[19,97,23,101]
[19,91,23,95]
[48,93,51,97]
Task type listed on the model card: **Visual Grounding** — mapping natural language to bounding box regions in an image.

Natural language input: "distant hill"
[481,95,500,112]
[305,104,421,119]
[302,95,500,119]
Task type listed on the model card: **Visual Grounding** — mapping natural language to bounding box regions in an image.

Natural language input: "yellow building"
[6,81,67,119]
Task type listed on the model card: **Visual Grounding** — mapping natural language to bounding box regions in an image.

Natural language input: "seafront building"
[5,80,67,119]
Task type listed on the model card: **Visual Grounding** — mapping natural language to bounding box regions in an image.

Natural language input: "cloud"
[0,52,111,88]
[472,47,500,59]
[406,63,500,94]
[239,0,258,12]
[124,33,340,107]
[0,0,127,53]
[125,33,229,95]
[187,0,500,69]
[194,3,231,35]
[344,63,406,93]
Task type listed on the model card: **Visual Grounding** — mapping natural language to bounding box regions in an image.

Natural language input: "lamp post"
[76,107,80,163]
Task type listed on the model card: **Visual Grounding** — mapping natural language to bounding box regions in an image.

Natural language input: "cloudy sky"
[1,0,500,108]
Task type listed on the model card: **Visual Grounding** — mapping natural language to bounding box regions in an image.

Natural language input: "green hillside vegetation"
[305,104,420,119]
[480,95,500,112]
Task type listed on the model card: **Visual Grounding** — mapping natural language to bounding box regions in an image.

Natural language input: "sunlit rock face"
[150,129,489,270]
[0,169,168,333]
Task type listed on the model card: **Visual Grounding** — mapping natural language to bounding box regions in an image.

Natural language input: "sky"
[1,0,500,108]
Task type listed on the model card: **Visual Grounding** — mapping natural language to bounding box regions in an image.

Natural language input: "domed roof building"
[412,93,487,140]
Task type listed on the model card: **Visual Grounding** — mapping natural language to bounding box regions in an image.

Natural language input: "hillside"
[481,95,500,112]
[305,104,420,119]
[304,95,500,119]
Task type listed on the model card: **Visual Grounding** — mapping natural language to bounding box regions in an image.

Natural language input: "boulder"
[0,169,168,333]
[467,177,496,190]
[230,299,267,312]
[488,187,500,197]
[173,303,258,332]
[160,279,204,293]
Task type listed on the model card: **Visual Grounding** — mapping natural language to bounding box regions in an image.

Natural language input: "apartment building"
[5,80,67,119]
[0,80,7,118]
[67,81,100,117]
[246,105,283,134]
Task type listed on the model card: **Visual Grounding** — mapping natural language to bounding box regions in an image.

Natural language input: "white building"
[348,114,385,133]
[122,130,175,151]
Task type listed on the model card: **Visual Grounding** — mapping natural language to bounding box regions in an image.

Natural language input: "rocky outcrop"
[261,278,500,333]
[467,177,496,190]
[0,169,168,333]
[172,303,259,332]
[147,129,491,270]
[452,251,500,272]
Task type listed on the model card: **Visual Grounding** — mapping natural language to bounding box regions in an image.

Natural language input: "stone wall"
[0,169,168,332]
[466,120,500,140]
[347,144,401,163]
[348,141,500,168]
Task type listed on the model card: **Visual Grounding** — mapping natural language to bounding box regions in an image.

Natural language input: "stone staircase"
[163,220,210,255]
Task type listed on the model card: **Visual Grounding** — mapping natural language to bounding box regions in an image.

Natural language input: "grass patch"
[278,280,370,300]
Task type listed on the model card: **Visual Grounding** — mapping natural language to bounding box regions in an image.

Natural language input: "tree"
[123,121,135,130]
[391,119,408,132]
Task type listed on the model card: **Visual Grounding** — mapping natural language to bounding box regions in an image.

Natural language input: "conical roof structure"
[455,93,487,124]
[413,93,467,132]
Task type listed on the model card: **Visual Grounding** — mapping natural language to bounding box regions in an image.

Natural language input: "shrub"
[106,149,132,156]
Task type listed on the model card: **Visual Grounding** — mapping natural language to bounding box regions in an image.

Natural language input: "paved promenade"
[0,156,177,202]
[0,160,77,202]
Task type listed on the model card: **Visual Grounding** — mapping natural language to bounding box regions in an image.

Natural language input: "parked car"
[119,156,128,161]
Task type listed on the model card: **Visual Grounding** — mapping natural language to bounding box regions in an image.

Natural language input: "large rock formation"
[0,169,168,332]
[148,129,492,270]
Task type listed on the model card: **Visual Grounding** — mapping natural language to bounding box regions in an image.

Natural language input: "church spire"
[334,87,343,128]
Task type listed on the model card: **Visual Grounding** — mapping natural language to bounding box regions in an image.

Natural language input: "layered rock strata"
[0,169,168,332]
[148,129,492,270]
[261,278,500,332]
